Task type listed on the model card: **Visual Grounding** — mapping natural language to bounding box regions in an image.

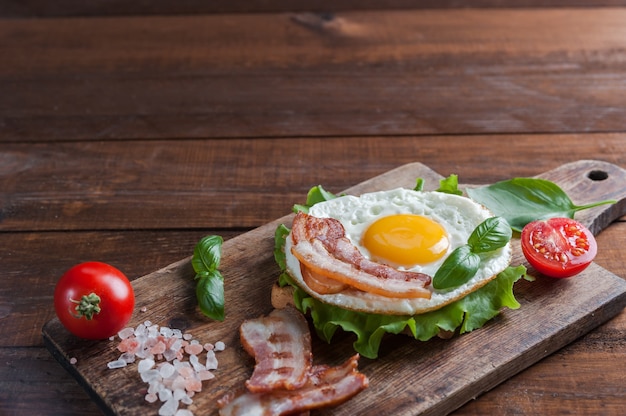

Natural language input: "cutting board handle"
[534,160,626,235]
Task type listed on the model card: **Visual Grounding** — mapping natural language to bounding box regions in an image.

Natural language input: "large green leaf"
[467,178,615,232]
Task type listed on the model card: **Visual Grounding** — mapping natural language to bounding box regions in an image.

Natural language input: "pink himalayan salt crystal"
[151,340,167,355]
[145,393,158,403]
[171,375,187,391]
[178,366,194,379]
[118,337,140,354]
[196,369,215,381]
[184,377,202,393]
[184,343,204,356]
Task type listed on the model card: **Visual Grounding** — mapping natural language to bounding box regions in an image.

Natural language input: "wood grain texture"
[2,135,625,231]
[4,3,626,415]
[3,9,626,141]
[42,161,626,416]
[4,1,626,18]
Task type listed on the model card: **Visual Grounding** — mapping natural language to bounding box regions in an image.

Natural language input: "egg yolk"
[362,214,449,267]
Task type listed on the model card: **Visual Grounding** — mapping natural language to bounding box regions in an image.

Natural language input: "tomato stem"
[71,293,101,320]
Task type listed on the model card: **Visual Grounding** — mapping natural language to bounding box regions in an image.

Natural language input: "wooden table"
[2,2,625,415]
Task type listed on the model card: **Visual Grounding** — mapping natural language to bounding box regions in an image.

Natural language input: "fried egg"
[284,188,512,315]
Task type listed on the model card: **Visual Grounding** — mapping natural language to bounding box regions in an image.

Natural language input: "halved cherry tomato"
[54,261,135,339]
[521,218,597,278]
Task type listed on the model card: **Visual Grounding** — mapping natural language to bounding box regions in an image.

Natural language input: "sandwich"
[272,180,528,359]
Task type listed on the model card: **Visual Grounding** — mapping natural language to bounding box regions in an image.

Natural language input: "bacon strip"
[217,354,369,416]
[240,307,312,393]
[290,212,432,299]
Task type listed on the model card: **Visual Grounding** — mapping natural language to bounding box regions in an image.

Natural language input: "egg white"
[285,188,512,315]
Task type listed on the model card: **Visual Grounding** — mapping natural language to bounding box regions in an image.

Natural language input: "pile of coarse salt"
[107,321,225,416]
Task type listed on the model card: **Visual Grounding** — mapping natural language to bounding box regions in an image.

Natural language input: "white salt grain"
[120,352,136,364]
[158,387,173,402]
[158,397,178,416]
[140,369,160,383]
[173,388,187,401]
[107,359,127,369]
[160,326,174,338]
[69,357,77,365]
[214,341,226,351]
[138,358,155,373]
[205,350,218,370]
[134,323,147,336]
[159,362,176,379]
[175,409,194,416]
[148,381,162,395]
[170,339,182,352]
[189,354,204,372]
[118,327,135,340]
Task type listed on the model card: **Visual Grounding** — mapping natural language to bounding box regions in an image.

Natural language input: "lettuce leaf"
[291,265,526,359]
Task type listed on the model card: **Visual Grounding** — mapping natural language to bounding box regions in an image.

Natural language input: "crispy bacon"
[240,307,312,393]
[290,212,432,299]
[217,354,369,416]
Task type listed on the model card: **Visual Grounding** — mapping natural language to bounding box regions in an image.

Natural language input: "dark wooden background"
[1,1,625,415]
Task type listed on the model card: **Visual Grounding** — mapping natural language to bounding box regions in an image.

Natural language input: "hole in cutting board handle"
[587,170,609,181]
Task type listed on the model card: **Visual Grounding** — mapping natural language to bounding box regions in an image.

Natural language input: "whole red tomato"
[521,217,597,278]
[54,261,135,339]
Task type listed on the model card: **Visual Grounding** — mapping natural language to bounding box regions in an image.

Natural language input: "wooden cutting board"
[43,160,626,416]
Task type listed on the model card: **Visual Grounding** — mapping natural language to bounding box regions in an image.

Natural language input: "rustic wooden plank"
[41,161,626,416]
[0,347,102,415]
[3,9,626,141]
[2,135,625,232]
[3,1,626,18]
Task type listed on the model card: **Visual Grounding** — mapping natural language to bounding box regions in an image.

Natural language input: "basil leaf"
[436,174,463,195]
[293,185,339,213]
[467,178,616,232]
[192,235,225,321]
[192,235,223,274]
[196,271,224,321]
[433,245,481,290]
[467,216,512,253]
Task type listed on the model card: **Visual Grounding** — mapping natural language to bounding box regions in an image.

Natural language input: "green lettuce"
[274,223,527,359]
